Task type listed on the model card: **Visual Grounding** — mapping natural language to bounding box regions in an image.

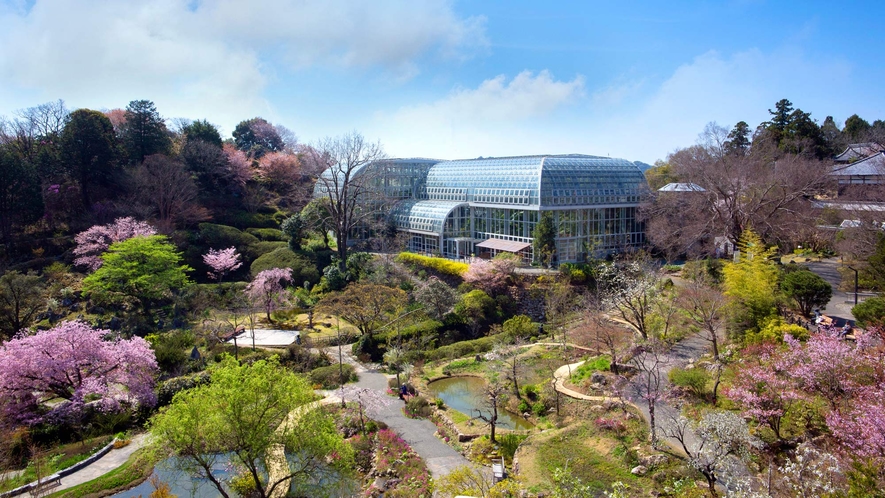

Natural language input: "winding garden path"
[322,345,472,479]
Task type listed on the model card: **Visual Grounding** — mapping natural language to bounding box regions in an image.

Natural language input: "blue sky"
[0,0,883,164]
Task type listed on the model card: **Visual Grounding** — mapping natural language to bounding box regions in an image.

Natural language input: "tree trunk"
[709,326,720,360]
[649,400,656,444]
[490,407,498,443]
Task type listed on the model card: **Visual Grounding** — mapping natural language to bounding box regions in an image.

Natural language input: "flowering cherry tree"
[0,320,158,424]
[723,343,800,440]
[463,256,516,295]
[73,217,156,271]
[203,247,242,282]
[246,267,293,321]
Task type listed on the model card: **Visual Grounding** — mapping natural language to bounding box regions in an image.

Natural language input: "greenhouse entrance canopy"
[475,238,531,253]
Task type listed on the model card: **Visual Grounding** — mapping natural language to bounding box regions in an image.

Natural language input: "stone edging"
[0,439,118,498]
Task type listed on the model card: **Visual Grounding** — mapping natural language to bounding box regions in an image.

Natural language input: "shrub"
[198,223,259,250]
[523,384,539,401]
[245,228,287,241]
[532,401,547,417]
[853,297,885,328]
[404,396,434,419]
[146,329,196,374]
[424,333,505,362]
[308,364,358,389]
[668,367,710,397]
[156,371,210,406]
[396,252,468,277]
[518,399,531,413]
[744,316,810,344]
[250,240,287,258]
[498,433,527,461]
[250,247,320,285]
[594,417,627,435]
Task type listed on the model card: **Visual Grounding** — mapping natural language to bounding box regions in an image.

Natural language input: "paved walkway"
[803,258,858,325]
[324,346,471,479]
[52,434,148,493]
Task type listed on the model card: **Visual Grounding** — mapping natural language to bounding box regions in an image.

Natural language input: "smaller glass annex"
[315,154,649,264]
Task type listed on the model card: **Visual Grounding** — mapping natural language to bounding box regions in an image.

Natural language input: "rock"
[589,405,605,412]
[639,454,669,467]
[590,372,607,385]
[631,465,648,476]
[108,316,121,330]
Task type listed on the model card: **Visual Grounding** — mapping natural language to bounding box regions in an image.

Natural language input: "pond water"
[427,376,534,431]
[111,455,357,498]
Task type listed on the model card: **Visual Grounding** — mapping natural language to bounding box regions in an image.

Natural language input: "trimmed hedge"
[246,228,287,241]
[424,333,505,362]
[250,247,320,285]
[251,241,288,257]
[198,223,260,249]
[396,252,468,277]
[309,364,358,389]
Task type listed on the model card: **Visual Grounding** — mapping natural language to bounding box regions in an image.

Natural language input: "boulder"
[631,465,648,476]
[639,454,669,468]
[590,372,607,385]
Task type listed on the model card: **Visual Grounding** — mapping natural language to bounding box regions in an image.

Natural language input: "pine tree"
[533,211,557,268]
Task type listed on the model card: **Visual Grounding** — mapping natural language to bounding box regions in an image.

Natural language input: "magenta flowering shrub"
[73,217,157,271]
[594,416,627,435]
[365,429,432,497]
[0,320,158,425]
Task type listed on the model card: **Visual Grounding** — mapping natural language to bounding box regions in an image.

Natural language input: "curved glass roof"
[539,156,647,206]
[426,155,647,207]
[313,158,438,200]
[390,200,467,234]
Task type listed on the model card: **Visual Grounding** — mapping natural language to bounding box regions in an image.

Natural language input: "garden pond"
[427,376,533,431]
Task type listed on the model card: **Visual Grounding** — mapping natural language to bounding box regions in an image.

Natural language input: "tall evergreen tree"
[533,211,557,268]
[182,119,223,148]
[121,100,171,164]
[0,147,43,244]
[843,114,872,142]
[820,116,843,152]
[60,109,118,209]
[724,121,752,156]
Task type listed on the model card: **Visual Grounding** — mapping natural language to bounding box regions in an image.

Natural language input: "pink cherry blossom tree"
[222,143,254,190]
[724,343,800,440]
[784,331,868,410]
[73,217,156,271]
[203,247,242,282]
[463,256,516,295]
[256,151,300,190]
[826,392,885,463]
[0,320,158,425]
[245,268,293,322]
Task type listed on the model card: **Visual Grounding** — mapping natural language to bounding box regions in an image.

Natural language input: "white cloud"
[388,70,585,124]
[375,48,856,163]
[0,0,487,133]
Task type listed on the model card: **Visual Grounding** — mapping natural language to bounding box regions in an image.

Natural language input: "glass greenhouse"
[314,155,649,264]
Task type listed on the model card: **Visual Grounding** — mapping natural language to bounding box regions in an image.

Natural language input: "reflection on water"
[427,376,534,431]
[111,454,357,498]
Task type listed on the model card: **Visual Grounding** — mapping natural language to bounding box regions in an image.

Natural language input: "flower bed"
[365,429,432,498]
